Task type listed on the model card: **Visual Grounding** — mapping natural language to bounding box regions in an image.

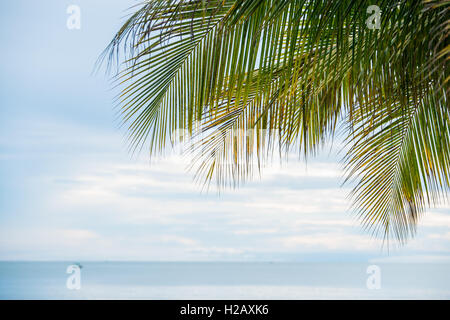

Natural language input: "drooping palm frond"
[343,0,450,242]
[101,0,449,243]
[344,83,450,243]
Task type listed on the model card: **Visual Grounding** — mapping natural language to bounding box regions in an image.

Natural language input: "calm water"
[0,262,449,299]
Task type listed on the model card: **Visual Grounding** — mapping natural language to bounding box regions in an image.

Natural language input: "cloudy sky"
[1,0,449,262]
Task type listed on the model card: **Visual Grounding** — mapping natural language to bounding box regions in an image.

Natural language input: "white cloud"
[2,118,449,261]
[160,235,198,246]
[420,211,450,228]
[264,161,344,179]
[428,232,450,240]
[370,255,450,264]
[233,228,280,235]
[277,233,382,251]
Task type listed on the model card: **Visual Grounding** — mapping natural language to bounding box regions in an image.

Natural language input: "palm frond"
[102,0,450,243]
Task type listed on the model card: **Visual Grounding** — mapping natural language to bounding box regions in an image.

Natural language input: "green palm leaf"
[101,0,449,243]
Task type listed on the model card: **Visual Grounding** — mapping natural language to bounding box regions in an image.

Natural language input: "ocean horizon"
[1,261,449,299]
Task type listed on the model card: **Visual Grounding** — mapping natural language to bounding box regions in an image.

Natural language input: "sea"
[0,262,449,299]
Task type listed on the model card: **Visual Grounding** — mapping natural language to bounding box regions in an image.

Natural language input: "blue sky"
[1,0,449,262]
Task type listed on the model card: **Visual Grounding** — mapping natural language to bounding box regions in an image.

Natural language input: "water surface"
[0,262,448,299]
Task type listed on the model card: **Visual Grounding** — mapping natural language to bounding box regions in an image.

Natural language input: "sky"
[0,0,449,262]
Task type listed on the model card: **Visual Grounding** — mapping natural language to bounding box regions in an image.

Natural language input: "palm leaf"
[101,0,450,243]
